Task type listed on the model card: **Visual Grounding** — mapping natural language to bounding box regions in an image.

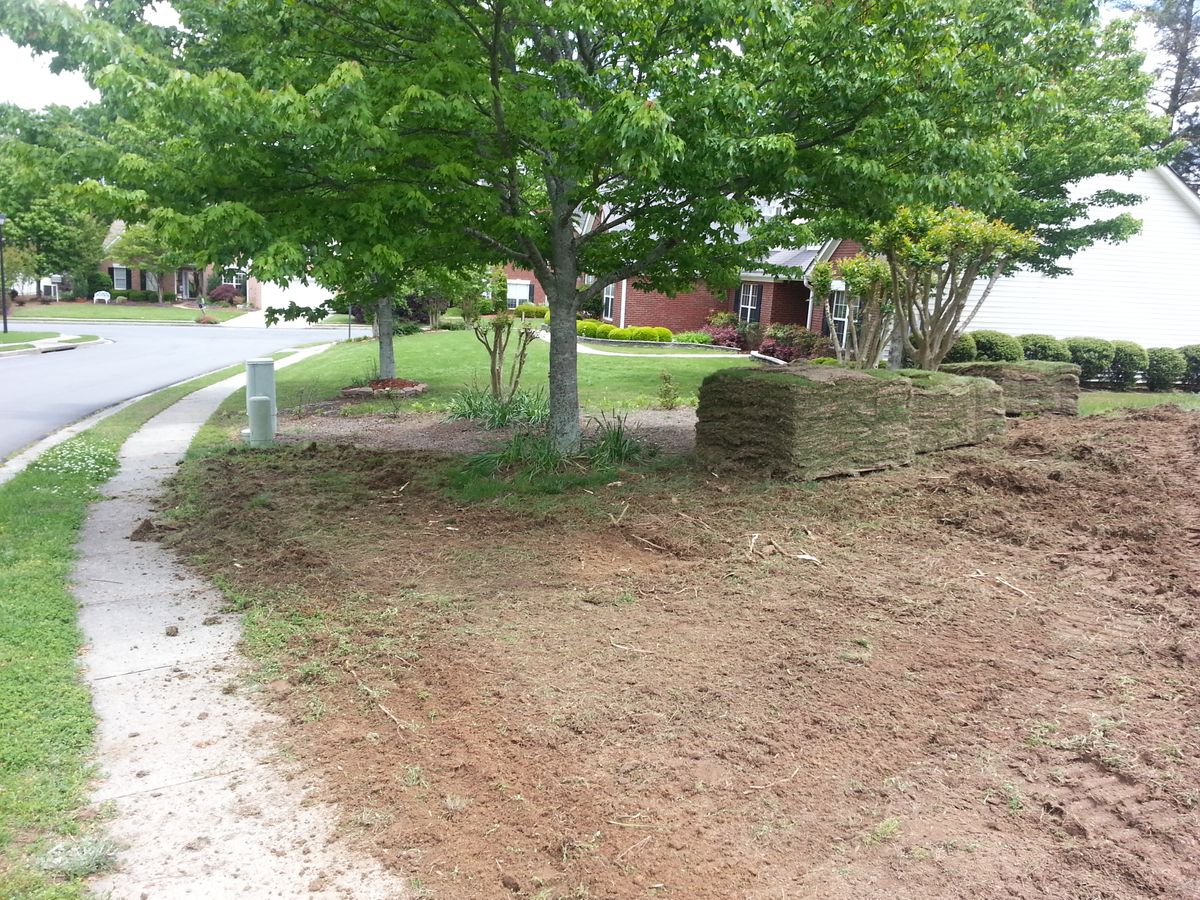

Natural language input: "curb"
[0,345,331,486]
[0,336,109,359]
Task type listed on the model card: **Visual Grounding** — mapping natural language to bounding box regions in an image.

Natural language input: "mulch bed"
[166,408,1200,899]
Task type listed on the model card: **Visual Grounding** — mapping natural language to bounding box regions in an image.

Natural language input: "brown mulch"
[167,408,1200,899]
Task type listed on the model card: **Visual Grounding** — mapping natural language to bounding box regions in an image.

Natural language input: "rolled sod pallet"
[939,360,1080,416]
[889,369,1006,453]
[695,364,914,480]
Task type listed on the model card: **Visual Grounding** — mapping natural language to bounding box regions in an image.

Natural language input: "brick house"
[98,221,264,307]
[502,238,862,336]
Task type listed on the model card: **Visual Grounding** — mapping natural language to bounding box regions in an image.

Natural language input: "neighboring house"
[98,220,264,307]
[502,237,862,335]
[967,166,1200,347]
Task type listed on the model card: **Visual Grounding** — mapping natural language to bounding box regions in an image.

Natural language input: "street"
[0,321,351,461]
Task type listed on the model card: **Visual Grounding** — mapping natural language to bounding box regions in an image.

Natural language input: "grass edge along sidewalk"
[0,360,269,900]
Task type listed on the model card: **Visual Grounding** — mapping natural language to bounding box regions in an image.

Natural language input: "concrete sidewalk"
[74,346,407,898]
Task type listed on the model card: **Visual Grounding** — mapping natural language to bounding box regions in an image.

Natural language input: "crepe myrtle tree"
[809,255,893,369]
[868,207,1037,371]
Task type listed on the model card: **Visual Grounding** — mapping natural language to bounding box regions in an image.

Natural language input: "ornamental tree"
[110,222,184,303]
[868,207,1036,371]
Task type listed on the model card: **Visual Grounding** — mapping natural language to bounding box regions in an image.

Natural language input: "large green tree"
[2,0,1165,449]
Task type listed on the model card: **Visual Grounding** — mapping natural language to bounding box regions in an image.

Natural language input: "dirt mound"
[165,408,1200,899]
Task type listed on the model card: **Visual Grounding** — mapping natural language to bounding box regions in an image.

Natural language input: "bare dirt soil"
[166,408,1200,899]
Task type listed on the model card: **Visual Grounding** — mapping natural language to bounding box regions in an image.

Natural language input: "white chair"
[93,291,111,304]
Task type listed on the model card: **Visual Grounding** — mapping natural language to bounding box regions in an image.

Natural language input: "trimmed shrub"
[194,314,219,325]
[630,326,659,341]
[758,338,798,362]
[594,323,615,338]
[1146,347,1187,391]
[1066,337,1115,382]
[392,319,423,336]
[608,327,634,340]
[513,303,548,319]
[1107,340,1148,391]
[810,357,840,365]
[702,324,741,348]
[575,319,588,335]
[208,284,241,306]
[943,333,977,363]
[651,327,673,342]
[970,330,1023,362]
[675,330,714,345]
[707,310,738,328]
[1019,333,1072,362]
[441,318,468,331]
[1178,344,1200,391]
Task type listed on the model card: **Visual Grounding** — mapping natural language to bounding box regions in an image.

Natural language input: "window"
[112,266,130,291]
[602,283,615,321]
[222,268,245,287]
[145,271,158,292]
[738,282,762,323]
[829,289,858,346]
[506,279,534,308]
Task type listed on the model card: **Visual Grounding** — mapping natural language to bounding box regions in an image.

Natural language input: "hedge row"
[576,320,673,342]
[949,330,1197,392]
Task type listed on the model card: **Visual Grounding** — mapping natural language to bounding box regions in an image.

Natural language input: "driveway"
[0,321,359,461]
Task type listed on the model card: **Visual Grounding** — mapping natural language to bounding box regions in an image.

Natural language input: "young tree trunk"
[375,295,396,379]
[545,275,581,453]
[156,271,165,304]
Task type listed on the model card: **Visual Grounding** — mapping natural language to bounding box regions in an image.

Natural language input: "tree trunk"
[157,271,165,304]
[545,276,581,453]
[376,296,396,380]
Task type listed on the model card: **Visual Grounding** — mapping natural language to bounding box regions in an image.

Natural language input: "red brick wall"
[758,280,810,326]
[502,264,548,305]
[620,282,731,332]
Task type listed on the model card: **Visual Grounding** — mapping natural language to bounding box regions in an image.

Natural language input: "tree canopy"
[1,0,1168,446]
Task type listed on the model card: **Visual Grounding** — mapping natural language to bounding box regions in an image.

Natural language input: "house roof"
[102,219,126,251]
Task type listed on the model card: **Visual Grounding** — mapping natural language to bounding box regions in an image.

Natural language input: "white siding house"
[969,166,1200,348]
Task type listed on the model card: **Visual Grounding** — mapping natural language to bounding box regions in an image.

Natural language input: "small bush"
[757,337,797,362]
[1066,337,1115,381]
[1146,347,1187,391]
[810,357,840,365]
[1178,344,1200,390]
[970,330,1023,362]
[630,326,659,342]
[447,387,549,428]
[651,327,673,342]
[588,412,652,467]
[575,319,588,335]
[1108,340,1148,391]
[195,314,219,325]
[657,371,680,409]
[707,310,738,328]
[608,327,634,340]
[739,321,764,351]
[702,324,741,348]
[513,303,548,319]
[441,318,468,331]
[1019,333,1072,362]
[209,284,242,305]
[392,319,423,336]
[674,330,714,345]
[595,323,615,339]
[943,333,977,363]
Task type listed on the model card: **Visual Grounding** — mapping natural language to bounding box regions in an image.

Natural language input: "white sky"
[0,5,1163,112]
[0,1,178,109]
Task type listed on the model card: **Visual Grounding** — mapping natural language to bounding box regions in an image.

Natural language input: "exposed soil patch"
[166,408,1200,899]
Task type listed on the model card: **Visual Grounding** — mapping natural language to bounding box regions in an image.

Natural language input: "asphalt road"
[0,321,349,461]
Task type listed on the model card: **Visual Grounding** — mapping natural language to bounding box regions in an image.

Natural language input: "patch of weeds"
[36,836,121,878]
[859,817,901,847]
[402,765,429,788]
[657,370,680,410]
[407,875,434,899]
[1025,719,1061,747]
[447,386,549,429]
[1003,783,1025,813]
[444,794,470,816]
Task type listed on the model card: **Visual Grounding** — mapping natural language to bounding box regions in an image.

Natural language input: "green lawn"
[297,330,751,411]
[1079,390,1200,416]
[0,343,34,353]
[0,362,247,899]
[60,336,99,345]
[11,303,246,323]
[1,331,56,344]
